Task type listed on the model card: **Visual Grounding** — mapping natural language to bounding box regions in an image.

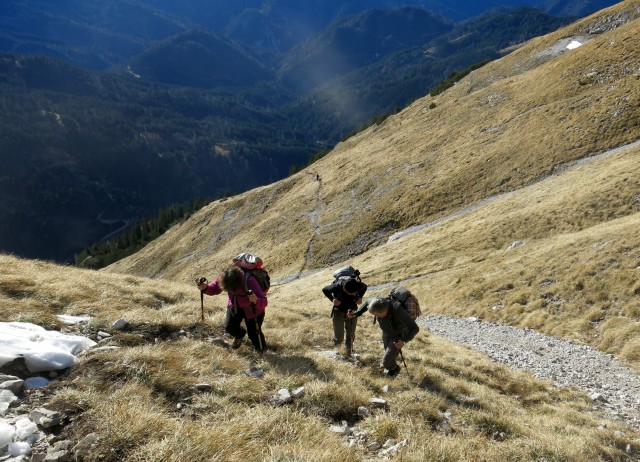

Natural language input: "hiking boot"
[344,345,352,358]
[385,366,401,377]
[231,337,244,349]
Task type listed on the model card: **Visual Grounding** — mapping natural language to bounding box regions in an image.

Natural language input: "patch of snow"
[566,40,583,50]
[0,322,96,373]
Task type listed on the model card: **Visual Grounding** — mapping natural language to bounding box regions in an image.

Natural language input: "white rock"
[368,397,388,408]
[506,240,525,251]
[0,390,18,405]
[292,387,305,399]
[275,389,292,404]
[0,379,24,394]
[29,408,61,428]
[367,441,381,450]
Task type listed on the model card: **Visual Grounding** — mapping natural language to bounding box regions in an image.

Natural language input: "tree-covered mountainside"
[0,54,331,261]
[128,30,275,88]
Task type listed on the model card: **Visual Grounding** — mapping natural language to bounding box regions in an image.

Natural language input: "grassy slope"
[1,253,639,461]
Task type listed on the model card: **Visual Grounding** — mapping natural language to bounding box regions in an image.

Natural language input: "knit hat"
[343,278,359,294]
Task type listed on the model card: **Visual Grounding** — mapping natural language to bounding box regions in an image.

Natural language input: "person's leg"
[224,308,246,348]
[381,337,400,374]
[245,313,266,353]
[332,311,346,346]
[344,317,357,355]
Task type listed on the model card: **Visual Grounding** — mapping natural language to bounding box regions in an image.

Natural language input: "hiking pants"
[225,307,266,353]
[332,310,357,347]
[381,337,401,371]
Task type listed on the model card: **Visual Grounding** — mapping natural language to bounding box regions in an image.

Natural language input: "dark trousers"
[381,337,401,371]
[225,307,266,352]
[332,310,357,347]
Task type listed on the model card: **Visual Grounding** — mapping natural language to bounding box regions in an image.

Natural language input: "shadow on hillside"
[110,322,224,347]
[262,352,335,382]
[419,374,485,409]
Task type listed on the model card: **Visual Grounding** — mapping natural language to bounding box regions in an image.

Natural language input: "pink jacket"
[203,274,267,319]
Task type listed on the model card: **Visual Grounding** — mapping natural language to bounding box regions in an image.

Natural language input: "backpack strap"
[243,270,251,293]
[242,270,258,313]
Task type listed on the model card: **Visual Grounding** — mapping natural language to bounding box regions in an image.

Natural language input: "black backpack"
[332,265,361,285]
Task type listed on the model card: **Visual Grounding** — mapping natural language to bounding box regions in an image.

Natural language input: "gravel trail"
[419,315,640,430]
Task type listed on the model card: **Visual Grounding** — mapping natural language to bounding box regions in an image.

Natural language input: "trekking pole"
[200,291,204,322]
[197,277,207,322]
[399,348,412,380]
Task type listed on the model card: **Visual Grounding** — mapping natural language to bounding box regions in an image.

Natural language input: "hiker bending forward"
[322,277,367,355]
[362,297,419,377]
[198,265,267,353]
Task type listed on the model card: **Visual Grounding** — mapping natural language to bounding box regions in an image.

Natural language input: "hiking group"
[198,255,420,377]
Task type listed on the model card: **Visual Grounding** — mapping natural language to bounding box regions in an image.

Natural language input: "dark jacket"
[375,302,419,343]
[322,279,368,313]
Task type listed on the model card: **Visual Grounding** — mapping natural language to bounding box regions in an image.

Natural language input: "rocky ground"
[419,315,640,431]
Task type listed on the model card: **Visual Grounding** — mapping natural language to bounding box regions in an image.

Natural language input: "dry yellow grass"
[3,2,640,460]
[2,253,638,461]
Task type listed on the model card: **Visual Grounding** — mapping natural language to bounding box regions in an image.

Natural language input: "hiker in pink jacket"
[198,265,267,353]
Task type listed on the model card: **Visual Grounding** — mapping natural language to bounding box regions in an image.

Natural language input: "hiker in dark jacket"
[197,265,267,353]
[365,297,419,377]
[322,277,367,356]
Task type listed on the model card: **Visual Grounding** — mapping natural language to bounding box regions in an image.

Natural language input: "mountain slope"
[106,1,640,366]
[296,7,575,131]
[0,5,582,263]
[108,0,640,278]
[128,29,274,88]
[276,7,452,91]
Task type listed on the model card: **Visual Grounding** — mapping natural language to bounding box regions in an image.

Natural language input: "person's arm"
[355,282,368,305]
[352,299,370,317]
[201,278,223,296]
[322,283,339,302]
